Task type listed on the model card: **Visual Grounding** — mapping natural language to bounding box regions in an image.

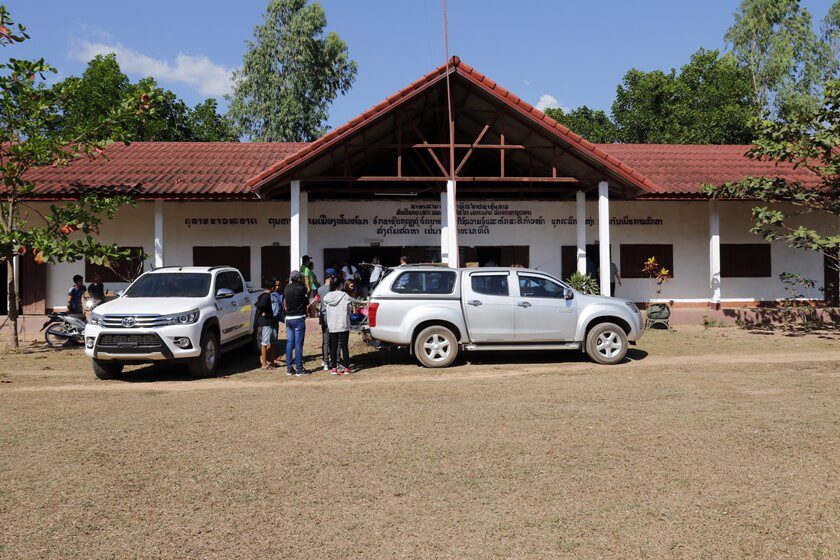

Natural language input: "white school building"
[6,57,837,315]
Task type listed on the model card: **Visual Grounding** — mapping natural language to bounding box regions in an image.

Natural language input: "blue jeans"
[285,317,306,372]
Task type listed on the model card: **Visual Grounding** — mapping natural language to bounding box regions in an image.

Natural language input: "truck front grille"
[101,315,167,328]
[98,334,162,349]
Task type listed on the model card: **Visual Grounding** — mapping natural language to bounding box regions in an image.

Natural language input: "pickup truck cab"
[367,265,643,367]
[84,266,257,379]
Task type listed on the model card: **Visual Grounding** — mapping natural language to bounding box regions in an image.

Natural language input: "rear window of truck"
[391,270,457,294]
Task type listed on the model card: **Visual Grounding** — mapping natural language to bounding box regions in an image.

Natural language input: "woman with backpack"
[322,278,362,375]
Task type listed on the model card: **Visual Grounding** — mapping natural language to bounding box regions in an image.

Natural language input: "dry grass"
[1,326,839,559]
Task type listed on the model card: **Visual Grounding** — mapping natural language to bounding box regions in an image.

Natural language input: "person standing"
[323,278,359,375]
[67,275,86,316]
[87,273,105,304]
[300,255,319,297]
[610,261,622,296]
[400,255,409,266]
[341,260,359,282]
[270,277,285,366]
[368,257,383,293]
[255,279,279,370]
[317,268,338,370]
[271,278,284,324]
[283,270,309,376]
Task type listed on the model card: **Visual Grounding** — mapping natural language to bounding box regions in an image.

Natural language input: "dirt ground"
[1,325,839,559]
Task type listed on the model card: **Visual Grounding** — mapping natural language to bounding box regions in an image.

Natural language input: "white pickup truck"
[84,266,257,379]
[367,266,643,367]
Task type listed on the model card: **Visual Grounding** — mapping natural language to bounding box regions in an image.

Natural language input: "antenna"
[443,0,454,179]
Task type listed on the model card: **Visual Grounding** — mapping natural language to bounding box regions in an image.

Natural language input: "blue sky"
[7,0,838,128]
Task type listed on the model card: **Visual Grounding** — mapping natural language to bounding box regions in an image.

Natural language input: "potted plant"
[642,257,673,328]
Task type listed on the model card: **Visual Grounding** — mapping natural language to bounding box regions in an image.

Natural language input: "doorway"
[461,246,529,268]
[18,253,46,315]
[261,245,290,287]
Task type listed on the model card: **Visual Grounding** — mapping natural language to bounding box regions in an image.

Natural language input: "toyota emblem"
[121,316,136,328]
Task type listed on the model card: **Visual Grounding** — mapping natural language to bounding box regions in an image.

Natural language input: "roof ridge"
[246,56,664,195]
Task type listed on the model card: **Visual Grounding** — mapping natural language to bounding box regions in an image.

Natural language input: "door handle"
[467,300,483,306]
[517,301,532,308]
[231,300,238,307]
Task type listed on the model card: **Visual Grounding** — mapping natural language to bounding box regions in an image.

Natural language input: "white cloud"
[71,40,233,98]
[535,93,569,113]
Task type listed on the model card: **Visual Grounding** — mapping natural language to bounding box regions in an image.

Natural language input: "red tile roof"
[21,141,305,199]
[15,58,819,201]
[247,56,662,195]
[596,144,819,198]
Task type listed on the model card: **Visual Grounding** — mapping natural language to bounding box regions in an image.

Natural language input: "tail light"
[368,303,379,327]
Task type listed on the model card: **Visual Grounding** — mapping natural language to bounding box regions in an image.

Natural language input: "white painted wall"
[28,198,835,310]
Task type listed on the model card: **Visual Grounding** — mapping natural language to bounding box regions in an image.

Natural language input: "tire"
[189,330,219,377]
[45,322,75,349]
[92,359,124,380]
[585,322,628,365]
[413,325,458,368]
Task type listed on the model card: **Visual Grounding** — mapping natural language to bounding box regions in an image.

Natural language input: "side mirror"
[564,288,575,300]
[115,290,124,297]
[216,288,235,299]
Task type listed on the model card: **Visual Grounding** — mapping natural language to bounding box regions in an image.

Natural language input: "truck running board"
[462,343,581,352]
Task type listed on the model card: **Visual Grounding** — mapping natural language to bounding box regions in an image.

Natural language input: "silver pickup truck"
[367,265,643,367]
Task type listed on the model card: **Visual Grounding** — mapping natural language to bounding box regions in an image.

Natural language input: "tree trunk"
[6,254,19,348]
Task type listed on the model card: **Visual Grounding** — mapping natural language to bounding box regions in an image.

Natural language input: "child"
[255,279,279,370]
[67,274,86,316]
[322,278,360,375]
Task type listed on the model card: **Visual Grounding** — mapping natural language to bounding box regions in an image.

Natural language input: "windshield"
[124,273,211,298]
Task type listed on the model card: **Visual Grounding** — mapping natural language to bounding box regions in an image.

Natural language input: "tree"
[228,0,357,141]
[0,6,151,348]
[544,106,618,143]
[821,1,840,78]
[187,99,238,141]
[612,49,758,144]
[702,80,840,277]
[56,55,237,142]
[724,0,835,118]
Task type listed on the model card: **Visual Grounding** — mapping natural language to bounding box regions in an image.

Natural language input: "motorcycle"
[41,297,100,349]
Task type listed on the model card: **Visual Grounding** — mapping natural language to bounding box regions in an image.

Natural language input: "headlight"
[625,301,640,315]
[89,312,103,325]
[161,309,200,326]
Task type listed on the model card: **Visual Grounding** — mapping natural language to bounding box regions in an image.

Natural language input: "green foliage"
[187,99,239,142]
[567,271,600,295]
[544,106,618,143]
[0,5,149,346]
[55,54,237,142]
[612,49,758,144]
[702,80,840,274]
[725,0,837,118]
[228,0,357,141]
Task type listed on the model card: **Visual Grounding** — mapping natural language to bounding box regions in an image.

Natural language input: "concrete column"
[440,191,449,264]
[709,200,721,304]
[576,190,587,274]
[445,180,459,267]
[10,254,19,313]
[290,180,308,272]
[598,181,611,297]
[153,199,164,268]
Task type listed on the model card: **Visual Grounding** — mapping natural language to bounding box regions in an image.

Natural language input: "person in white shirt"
[368,257,383,292]
[341,260,360,282]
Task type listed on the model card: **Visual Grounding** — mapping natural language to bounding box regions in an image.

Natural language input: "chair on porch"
[645,303,671,330]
